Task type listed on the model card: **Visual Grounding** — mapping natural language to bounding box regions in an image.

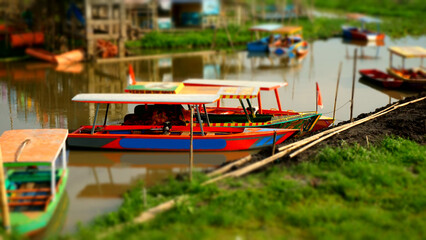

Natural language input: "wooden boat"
[342,15,384,41]
[247,24,308,57]
[68,93,298,151]
[125,81,322,133]
[182,79,334,132]
[359,69,403,88]
[386,46,426,90]
[25,48,84,65]
[0,129,68,236]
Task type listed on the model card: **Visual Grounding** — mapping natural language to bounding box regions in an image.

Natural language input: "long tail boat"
[125,80,326,133]
[181,79,334,132]
[386,46,426,90]
[0,129,68,236]
[68,93,298,151]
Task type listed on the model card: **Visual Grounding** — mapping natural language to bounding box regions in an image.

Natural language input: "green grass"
[314,0,425,19]
[67,136,426,239]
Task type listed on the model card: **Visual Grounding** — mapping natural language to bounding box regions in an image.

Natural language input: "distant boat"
[387,46,426,90]
[247,24,308,57]
[342,15,385,41]
[0,129,68,236]
[25,48,84,65]
[359,69,403,88]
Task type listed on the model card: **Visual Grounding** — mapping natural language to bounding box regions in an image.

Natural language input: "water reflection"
[63,150,255,232]
[0,35,424,234]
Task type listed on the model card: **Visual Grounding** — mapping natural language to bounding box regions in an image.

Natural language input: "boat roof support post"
[51,160,56,201]
[195,105,205,136]
[91,103,100,135]
[202,104,211,126]
[62,142,67,170]
[246,99,256,118]
[258,93,263,114]
[239,99,252,123]
[389,52,392,68]
[402,57,405,69]
[189,106,194,182]
[274,89,282,111]
[103,103,110,127]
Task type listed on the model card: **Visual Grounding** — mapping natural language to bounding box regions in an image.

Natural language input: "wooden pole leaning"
[0,146,11,233]
[350,49,357,122]
[189,106,194,182]
[333,62,342,124]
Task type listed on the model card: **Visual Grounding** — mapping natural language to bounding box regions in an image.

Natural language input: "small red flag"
[128,64,136,85]
[316,82,323,109]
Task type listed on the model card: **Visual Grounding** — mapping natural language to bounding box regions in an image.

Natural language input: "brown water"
[0,35,424,234]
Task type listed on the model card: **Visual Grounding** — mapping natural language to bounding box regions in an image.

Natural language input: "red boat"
[68,93,298,151]
[359,69,403,88]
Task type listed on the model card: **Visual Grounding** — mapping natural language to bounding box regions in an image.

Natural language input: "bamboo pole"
[333,62,342,124]
[189,106,194,182]
[207,155,252,178]
[290,96,426,158]
[0,146,11,233]
[350,48,358,122]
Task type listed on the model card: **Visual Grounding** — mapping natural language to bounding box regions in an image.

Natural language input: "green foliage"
[314,0,426,19]
[72,137,426,239]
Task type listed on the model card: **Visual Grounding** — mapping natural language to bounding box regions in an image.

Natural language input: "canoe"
[68,93,298,151]
[359,69,403,88]
[0,129,68,236]
[182,79,333,132]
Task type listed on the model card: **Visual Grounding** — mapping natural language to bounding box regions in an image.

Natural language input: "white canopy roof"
[72,93,220,104]
[183,79,288,91]
[0,129,68,164]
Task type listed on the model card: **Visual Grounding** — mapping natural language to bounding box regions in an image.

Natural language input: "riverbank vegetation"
[127,2,425,52]
[70,136,426,239]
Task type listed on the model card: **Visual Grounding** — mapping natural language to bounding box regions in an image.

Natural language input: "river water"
[0,35,424,235]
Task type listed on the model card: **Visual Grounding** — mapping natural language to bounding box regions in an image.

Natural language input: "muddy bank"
[245,93,426,168]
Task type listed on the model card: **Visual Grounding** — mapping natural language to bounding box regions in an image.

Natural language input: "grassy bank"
[70,136,426,239]
[126,18,347,51]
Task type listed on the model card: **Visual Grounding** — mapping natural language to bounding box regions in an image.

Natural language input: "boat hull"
[359,69,403,88]
[342,26,385,41]
[67,127,298,151]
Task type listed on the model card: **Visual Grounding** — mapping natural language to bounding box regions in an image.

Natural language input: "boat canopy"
[388,46,426,58]
[178,85,259,99]
[346,13,381,23]
[72,93,220,105]
[249,24,302,34]
[125,82,184,94]
[0,129,68,165]
[183,79,288,91]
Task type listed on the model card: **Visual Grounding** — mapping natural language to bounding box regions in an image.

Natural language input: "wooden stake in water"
[189,106,194,182]
[333,62,343,124]
[350,49,357,122]
[0,146,11,233]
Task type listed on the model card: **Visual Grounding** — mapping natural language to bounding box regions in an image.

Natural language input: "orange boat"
[25,48,84,64]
